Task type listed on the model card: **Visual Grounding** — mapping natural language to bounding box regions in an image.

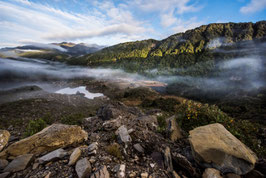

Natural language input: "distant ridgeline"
[22,21,266,76]
[67,21,265,76]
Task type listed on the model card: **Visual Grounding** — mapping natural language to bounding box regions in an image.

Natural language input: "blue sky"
[0,0,265,47]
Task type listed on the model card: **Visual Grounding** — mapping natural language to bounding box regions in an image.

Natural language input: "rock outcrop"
[189,123,258,175]
[0,130,10,152]
[0,124,88,158]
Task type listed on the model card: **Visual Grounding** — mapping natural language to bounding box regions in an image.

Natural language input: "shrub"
[24,118,47,137]
[106,143,123,159]
[142,97,180,112]
[175,99,265,156]
[61,113,85,125]
[157,115,167,134]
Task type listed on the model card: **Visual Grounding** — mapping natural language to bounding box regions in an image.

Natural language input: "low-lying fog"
[0,45,265,97]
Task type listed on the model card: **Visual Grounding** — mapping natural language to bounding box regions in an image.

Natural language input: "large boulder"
[189,123,258,175]
[0,130,10,152]
[0,124,88,158]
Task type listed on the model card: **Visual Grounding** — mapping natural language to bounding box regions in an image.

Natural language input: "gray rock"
[3,154,34,172]
[114,164,126,178]
[68,147,82,166]
[76,157,91,178]
[0,159,8,170]
[88,142,98,152]
[202,168,222,178]
[133,144,144,153]
[39,148,67,164]
[166,116,182,141]
[97,104,121,120]
[162,147,173,172]
[116,125,132,144]
[90,165,110,178]
[0,172,10,178]
[0,130,10,152]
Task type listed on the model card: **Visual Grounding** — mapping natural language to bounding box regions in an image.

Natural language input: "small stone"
[32,162,39,170]
[0,159,8,170]
[68,147,82,166]
[89,157,96,164]
[88,142,98,152]
[115,164,126,178]
[141,172,148,178]
[76,157,91,178]
[39,148,67,164]
[3,154,34,172]
[0,130,10,152]
[88,150,97,155]
[90,165,110,178]
[116,125,132,144]
[0,172,10,178]
[202,168,222,178]
[129,171,136,177]
[45,172,51,178]
[133,144,144,153]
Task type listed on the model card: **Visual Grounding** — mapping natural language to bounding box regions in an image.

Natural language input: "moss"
[106,143,123,160]
[61,113,85,125]
[24,118,47,137]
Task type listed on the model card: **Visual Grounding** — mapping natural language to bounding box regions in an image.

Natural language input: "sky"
[0,0,265,48]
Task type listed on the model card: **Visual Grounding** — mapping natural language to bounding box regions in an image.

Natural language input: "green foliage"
[24,118,47,137]
[175,99,265,156]
[157,115,167,133]
[106,143,123,160]
[124,87,156,99]
[142,98,180,112]
[61,113,85,125]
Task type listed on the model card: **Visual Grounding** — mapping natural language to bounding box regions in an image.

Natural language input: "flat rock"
[90,165,110,178]
[39,148,67,164]
[189,123,258,175]
[166,116,182,141]
[0,159,8,170]
[68,147,82,166]
[3,154,34,172]
[0,130,10,152]
[76,157,91,178]
[202,168,222,178]
[0,124,88,158]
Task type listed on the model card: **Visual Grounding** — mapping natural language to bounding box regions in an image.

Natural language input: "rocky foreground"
[0,99,265,178]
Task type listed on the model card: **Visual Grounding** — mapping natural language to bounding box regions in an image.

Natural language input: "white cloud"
[0,0,152,46]
[240,0,266,14]
[160,11,178,27]
[131,0,201,14]
[171,17,204,33]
